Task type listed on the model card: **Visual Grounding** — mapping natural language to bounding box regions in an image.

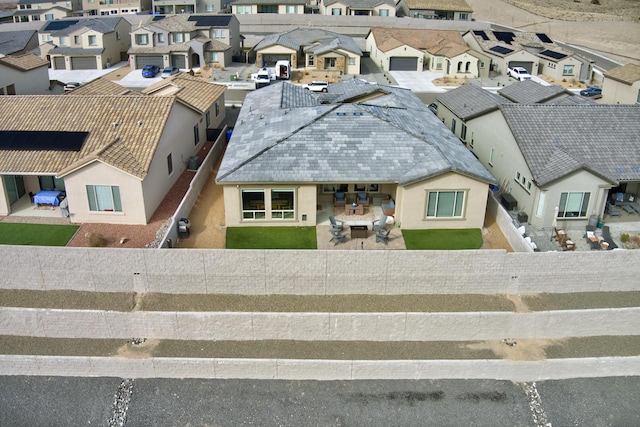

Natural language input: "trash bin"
[178,218,190,237]
[188,156,199,170]
[517,211,528,224]
[589,215,598,228]
[226,129,233,142]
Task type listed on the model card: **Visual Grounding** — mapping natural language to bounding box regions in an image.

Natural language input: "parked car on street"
[507,66,532,81]
[64,82,81,92]
[161,67,180,78]
[580,87,602,99]
[304,81,329,92]
[142,65,160,78]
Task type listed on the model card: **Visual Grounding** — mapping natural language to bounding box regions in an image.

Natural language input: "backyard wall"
[0,245,638,294]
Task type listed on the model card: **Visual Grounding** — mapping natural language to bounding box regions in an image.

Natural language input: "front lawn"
[226,226,317,249]
[0,223,80,246]
[402,229,483,250]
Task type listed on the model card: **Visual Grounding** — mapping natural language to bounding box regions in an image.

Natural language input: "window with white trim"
[215,101,220,117]
[242,189,265,220]
[286,5,296,13]
[379,9,388,16]
[558,192,590,218]
[236,5,250,13]
[135,34,148,45]
[562,64,574,76]
[535,190,546,217]
[193,125,200,146]
[214,29,225,38]
[308,55,314,66]
[426,190,465,218]
[86,185,122,212]
[173,33,184,43]
[88,35,97,46]
[271,189,295,219]
[331,7,341,15]
[325,57,336,68]
[206,111,211,127]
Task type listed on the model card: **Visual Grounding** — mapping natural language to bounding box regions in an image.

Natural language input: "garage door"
[389,57,418,71]
[136,55,163,69]
[53,56,65,70]
[262,54,291,67]
[70,56,97,70]
[171,54,186,69]
[508,61,533,73]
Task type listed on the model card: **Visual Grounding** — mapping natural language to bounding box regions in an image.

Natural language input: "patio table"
[33,190,62,206]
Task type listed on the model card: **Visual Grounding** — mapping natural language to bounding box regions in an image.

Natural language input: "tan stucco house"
[13,0,75,23]
[0,75,226,224]
[366,27,481,76]
[216,80,496,230]
[602,63,640,105]
[128,14,241,70]
[396,0,472,20]
[253,28,362,75]
[436,82,640,229]
[320,0,396,16]
[0,54,51,95]
[38,17,131,70]
[231,0,307,14]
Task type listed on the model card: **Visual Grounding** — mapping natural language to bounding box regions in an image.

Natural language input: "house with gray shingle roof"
[602,63,640,105]
[38,17,131,71]
[0,53,50,95]
[252,28,362,76]
[216,79,496,230]
[319,0,396,17]
[396,0,473,20]
[0,30,38,56]
[366,27,482,76]
[436,83,640,228]
[12,0,75,23]
[128,14,240,70]
[231,0,307,14]
[0,75,227,225]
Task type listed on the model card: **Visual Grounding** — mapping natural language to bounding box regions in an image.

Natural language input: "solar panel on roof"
[489,46,514,55]
[43,20,79,31]
[188,15,232,26]
[540,49,567,60]
[0,131,88,152]
[536,33,553,43]
[473,30,489,41]
[493,32,515,44]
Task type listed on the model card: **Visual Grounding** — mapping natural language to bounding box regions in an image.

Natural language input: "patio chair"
[356,191,369,207]
[585,224,601,250]
[375,228,391,245]
[333,191,346,207]
[606,202,622,217]
[329,215,344,233]
[372,213,388,232]
[329,229,347,245]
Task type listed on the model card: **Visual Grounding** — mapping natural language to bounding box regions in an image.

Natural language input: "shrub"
[620,232,630,243]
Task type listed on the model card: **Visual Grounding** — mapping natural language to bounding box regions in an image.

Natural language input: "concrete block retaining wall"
[1,245,639,294]
[0,355,638,381]
[2,307,639,341]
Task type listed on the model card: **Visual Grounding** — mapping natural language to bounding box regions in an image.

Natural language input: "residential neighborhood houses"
[0,11,637,250]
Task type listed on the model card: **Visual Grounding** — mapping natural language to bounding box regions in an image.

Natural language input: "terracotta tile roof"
[0,95,174,179]
[0,54,49,71]
[66,77,133,96]
[370,27,469,57]
[142,74,226,114]
[402,0,472,12]
[604,63,640,85]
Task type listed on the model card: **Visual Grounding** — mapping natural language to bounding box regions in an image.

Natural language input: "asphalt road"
[1,376,638,426]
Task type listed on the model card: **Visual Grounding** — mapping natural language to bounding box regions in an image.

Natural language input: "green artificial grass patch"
[226,226,317,249]
[401,228,482,250]
[0,223,80,246]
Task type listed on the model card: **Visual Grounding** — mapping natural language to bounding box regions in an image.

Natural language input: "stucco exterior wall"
[602,78,640,105]
[397,172,489,230]
[223,184,317,227]
[539,55,583,82]
[449,51,478,78]
[0,64,50,95]
[64,161,146,224]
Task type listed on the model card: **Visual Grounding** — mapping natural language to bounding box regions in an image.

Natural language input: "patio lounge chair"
[334,191,346,207]
[372,213,388,232]
[356,192,369,207]
[329,215,344,233]
[329,229,347,245]
[376,228,391,245]
[585,225,601,250]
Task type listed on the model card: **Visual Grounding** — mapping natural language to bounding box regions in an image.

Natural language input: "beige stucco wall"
[539,56,582,82]
[397,172,489,230]
[64,161,146,224]
[373,4,396,16]
[371,43,424,72]
[255,45,296,68]
[449,51,479,78]
[277,4,303,13]
[223,184,317,227]
[0,64,50,95]
[320,2,346,14]
[602,78,640,105]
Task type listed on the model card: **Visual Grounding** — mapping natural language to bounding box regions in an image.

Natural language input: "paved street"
[1,376,638,426]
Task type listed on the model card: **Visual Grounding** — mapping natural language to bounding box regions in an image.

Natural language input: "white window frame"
[271,188,295,220]
[241,189,266,220]
[86,185,122,212]
[426,190,465,219]
[135,33,148,45]
[558,192,590,218]
[562,64,574,76]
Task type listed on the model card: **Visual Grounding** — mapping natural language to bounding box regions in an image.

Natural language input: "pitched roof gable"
[142,74,226,114]
[604,63,640,85]
[0,95,174,179]
[254,28,362,56]
[66,77,133,96]
[369,27,468,57]
[436,83,510,120]
[498,80,567,104]
[500,104,640,186]
[0,53,49,71]
[217,80,495,186]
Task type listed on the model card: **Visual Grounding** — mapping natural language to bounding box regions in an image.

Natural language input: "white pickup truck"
[251,67,276,88]
[507,66,532,81]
